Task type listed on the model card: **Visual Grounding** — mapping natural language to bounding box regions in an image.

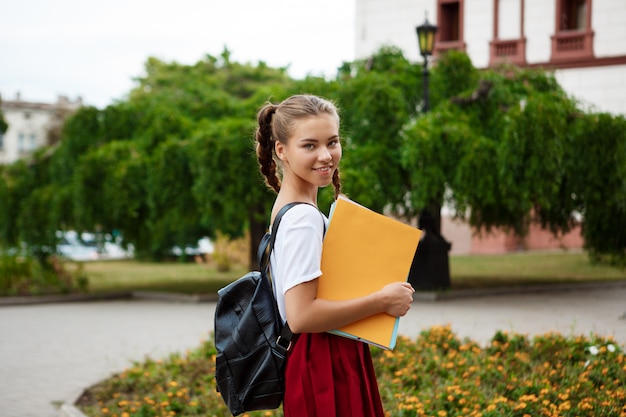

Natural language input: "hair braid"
[255,104,281,194]
[332,168,342,200]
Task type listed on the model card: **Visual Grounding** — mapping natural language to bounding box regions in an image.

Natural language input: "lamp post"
[408,15,451,291]
[416,17,437,113]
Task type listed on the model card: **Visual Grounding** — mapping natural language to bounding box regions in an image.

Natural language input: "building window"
[551,0,594,62]
[29,133,37,150]
[435,0,467,55]
[561,0,587,30]
[489,0,527,66]
[0,132,4,149]
[18,133,25,151]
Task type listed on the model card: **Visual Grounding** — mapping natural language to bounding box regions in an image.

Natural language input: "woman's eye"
[304,144,315,150]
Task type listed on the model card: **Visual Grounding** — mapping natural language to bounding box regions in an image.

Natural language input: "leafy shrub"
[77,326,625,417]
[0,253,88,296]
[210,231,249,272]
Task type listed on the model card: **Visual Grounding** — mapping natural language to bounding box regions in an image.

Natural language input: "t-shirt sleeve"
[273,204,325,293]
[270,204,326,322]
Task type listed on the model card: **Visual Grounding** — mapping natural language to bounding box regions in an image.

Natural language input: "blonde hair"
[254,95,341,199]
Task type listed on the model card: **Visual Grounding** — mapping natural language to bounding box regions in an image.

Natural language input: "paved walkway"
[0,283,625,417]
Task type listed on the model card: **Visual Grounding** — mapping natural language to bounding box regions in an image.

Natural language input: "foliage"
[337,46,422,218]
[76,327,625,417]
[0,50,296,264]
[0,254,88,296]
[569,113,626,266]
[377,327,625,417]
[400,54,625,263]
[1,46,625,266]
[145,138,205,261]
[402,60,578,235]
[0,99,8,134]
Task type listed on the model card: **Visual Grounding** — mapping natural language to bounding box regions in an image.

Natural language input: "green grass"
[73,251,625,295]
[74,260,248,295]
[449,251,626,289]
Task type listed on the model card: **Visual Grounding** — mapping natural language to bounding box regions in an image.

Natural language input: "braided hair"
[254,95,342,199]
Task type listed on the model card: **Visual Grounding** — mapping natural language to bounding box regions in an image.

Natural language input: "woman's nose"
[319,147,332,161]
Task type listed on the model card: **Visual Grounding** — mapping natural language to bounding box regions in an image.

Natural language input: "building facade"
[355,0,623,253]
[0,93,82,165]
[355,0,626,115]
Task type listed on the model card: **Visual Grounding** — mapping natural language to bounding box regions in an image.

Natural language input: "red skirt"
[283,332,385,417]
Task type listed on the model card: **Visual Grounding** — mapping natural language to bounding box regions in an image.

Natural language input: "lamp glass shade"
[416,19,438,56]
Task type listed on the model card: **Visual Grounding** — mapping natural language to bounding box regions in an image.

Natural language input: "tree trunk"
[248,204,267,271]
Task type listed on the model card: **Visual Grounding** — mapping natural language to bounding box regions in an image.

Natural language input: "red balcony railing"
[489,38,526,66]
[551,30,594,61]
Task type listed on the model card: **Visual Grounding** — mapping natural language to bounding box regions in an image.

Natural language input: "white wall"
[355,0,436,62]
[464,0,494,68]
[0,106,51,164]
[524,0,555,63]
[593,0,626,57]
[498,0,522,39]
[556,65,626,115]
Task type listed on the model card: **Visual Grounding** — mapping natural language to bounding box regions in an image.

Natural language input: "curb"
[413,279,626,301]
[4,280,625,307]
[60,404,88,417]
[0,291,218,307]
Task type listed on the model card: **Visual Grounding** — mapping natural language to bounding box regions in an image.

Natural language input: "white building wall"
[464,0,494,68]
[0,95,81,164]
[524,0,555,63]
[499,0,522,39]
[355,0,436,62]
[593,0,626,57]
[556,66,626,114]
[1,106,51,164]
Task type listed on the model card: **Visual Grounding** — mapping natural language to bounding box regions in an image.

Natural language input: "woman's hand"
[378,282,415,317]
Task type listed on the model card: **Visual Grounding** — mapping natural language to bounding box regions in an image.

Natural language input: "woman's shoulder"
[277,203,326,229]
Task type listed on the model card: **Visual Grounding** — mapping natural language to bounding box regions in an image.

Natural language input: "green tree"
[400,52,625,265]
[146,137,206,261]
[72,140,149,255]
[188,117,272,269]
[63,51,294,263]
[0,100,7,135]
[337,46,422,219]
[570,112,626,265]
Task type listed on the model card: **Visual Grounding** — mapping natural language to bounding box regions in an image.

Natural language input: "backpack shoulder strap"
[257,202,304,271]
[257,202,306,351]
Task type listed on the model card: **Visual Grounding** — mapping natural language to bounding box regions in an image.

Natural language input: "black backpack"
[214,203,300,416]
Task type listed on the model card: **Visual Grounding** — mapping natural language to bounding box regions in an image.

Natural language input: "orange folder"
[318,196,422,349]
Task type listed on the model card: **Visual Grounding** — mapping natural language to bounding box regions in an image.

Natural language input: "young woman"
[255,94,415,417]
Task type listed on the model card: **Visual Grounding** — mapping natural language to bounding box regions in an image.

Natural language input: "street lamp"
[415,17,437,113]
[408,15,451,291]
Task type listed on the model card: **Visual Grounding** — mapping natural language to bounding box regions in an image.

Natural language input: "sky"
[0,0,356,108]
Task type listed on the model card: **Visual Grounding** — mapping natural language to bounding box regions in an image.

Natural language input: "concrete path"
[0,283,625,417]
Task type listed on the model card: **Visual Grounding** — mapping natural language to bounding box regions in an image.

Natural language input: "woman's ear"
[275,141,286,161]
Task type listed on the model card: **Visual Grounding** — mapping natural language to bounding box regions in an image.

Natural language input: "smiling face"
[275,114,342,193]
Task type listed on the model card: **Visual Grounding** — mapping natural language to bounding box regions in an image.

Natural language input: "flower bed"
[77,325,625,417]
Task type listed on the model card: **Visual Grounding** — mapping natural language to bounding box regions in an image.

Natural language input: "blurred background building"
[355,0,626,116]
[0,93,82,165]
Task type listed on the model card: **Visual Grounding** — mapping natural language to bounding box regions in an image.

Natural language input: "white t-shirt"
[269,204,327,323]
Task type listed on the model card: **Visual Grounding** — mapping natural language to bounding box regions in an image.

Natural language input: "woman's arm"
[284,278,414,334]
